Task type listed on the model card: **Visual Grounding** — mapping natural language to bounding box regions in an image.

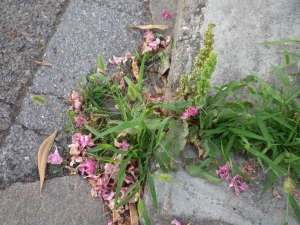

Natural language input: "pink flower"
[216,162,231,180]
[78,159,97,176]
[97,68,104,74]
[70,91,83,112]
[142,0,148,2]
[74,116,86,128]
[171,219,181,225]
[162,9,172,19]
[143,31,153,39]
[71,90,80,100]
[181,106,200,119]
[102,191,115,201]
[114,139,130,151]
[109,53,132,65]
[107,219,113,225]
[228,174,248,196]
[47,146,63,165]
[79,133,94,150]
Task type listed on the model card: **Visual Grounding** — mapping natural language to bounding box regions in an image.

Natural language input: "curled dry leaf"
[126,24,169,30]
[290,189,300,201]
[154,85,165,95]
[37,129,58,197]
[113,211,126,225]
[132,58,139,81]
[129,203,139,225]
[30,59,52,66]
[273,188,282,199]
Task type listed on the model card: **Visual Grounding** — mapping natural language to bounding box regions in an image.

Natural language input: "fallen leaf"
[129,204,139,225]
[37,129,58,197]
[30,60,52,66]
[161,74,168,87]
[273,188,282,199]
[132,58,139,81]
[127,24,169,30]
[113,211,126,225]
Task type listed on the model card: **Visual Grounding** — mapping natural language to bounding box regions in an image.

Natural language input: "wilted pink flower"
[162,9,172,19]
[47,147,63,165]
[78,159,97,176]
[107,219,113,225]
[114,139,130,151]
[102,191,115,201]
[109,53,132,65]
[97,68,104,74]
[74,116,86,128]
[143,31,153,39]
[171,219,181,225]
[142,0,148,2]
[70,91,83,112]
[156,96,165,102]
[79,133,94,149]
[216,162,231,180]
[228,174,248,196]
[181,106,200,119]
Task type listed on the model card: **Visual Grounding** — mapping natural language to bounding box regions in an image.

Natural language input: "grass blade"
[272,116,296,132]
[138,199,151,225]
[261,172,277,194]
[97,54,106,74]
[271,64,290,87]
[286,86,300,104]
[289,194,300,223]
[228,127,272,141]
[148,172,158,211]
[260,40,300,45]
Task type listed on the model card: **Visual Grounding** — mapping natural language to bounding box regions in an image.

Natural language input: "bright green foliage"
[179,23,217,103]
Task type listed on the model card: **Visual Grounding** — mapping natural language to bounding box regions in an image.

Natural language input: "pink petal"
[171,219,181,225]
[47,149,63,165]
[74,116,86,128]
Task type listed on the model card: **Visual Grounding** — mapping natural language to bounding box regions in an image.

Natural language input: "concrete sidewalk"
[1,0,300,225]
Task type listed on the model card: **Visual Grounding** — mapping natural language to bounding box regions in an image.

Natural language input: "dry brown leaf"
[272,188,282,199]
[132,58,139,81]
[290,189,300,201]
[113,211,126,225]
[30,60,52,66]
[161,74,168,87]
[37,129,58,197]
[129,204,139,225]
[127,24,169,30]
[154,85,166,95]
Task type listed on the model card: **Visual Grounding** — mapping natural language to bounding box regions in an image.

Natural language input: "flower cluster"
[88,154,140,214]
[69,133,95,166]
[69,91,83,112]
[109,52,132,65]
[142,31,161,54]
[114,139,130,151]
[74,116,86,128]
[181,106,200,119]
[216,162,248,196]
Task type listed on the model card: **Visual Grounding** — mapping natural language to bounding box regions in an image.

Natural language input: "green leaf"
[67,111,75,123]
[261,172,277,195]
[254,112,273,141]
[164,120,188,159]
[228,127,272,141]
[138,54,146,90]
[152,173,184,184]
[92,121,140,141]
[260,40,300,45]
[138,199,151,225]
[202,109,217,129]
[216,108,241,122]
[286,85,300,104]
[271,64,290,87]
[272,116,296,132]
[148,173,158,211]
[97,54,106,74]
[244,145,288,176]
[90,73,109,85]
[185,163,223,184]
[289,194,300,223]
[31,95,47,104]
[201,136,221,157]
